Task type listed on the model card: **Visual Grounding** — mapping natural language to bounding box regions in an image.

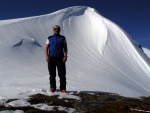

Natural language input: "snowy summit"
[0,6,150,98]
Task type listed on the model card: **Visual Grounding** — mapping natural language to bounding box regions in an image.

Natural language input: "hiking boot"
[49,88,56,93]
[60,90,66,93]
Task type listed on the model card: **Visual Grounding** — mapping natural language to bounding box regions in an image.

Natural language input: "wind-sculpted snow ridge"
[143,48,150,58]
[0,6,150,98]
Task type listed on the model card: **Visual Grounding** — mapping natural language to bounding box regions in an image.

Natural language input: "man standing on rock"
[45,25,68,93]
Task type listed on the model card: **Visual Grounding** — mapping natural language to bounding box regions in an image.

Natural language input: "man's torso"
[47,34,65,58]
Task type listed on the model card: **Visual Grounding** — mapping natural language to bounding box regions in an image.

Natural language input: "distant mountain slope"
[0,6,150,98]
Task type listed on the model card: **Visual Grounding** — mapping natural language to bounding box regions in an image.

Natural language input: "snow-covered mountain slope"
[143,48,150,58]
[0,6,150,98]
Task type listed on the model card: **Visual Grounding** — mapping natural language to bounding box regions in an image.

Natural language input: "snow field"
[0,6,150,99]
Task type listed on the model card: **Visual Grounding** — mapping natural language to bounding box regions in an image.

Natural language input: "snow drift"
[0,6,150,98]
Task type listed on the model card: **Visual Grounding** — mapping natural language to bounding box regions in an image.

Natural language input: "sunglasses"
[53,28,60,30]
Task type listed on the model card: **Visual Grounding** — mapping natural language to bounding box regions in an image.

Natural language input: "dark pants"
[48,58,66,91]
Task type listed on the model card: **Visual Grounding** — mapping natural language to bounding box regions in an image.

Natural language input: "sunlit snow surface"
[0,6,150,98]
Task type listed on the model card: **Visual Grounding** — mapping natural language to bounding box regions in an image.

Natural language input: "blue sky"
[0,0,149,48]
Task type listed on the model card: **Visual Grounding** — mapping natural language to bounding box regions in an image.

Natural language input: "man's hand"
[62,56,67,63]
[46,57,50,62]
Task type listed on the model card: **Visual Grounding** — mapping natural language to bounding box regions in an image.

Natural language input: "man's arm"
[45,44,49,62]
[63,38,68,62]
[64,41,68,57]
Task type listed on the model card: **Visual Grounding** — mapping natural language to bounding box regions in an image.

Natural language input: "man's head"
[53,25,60,35]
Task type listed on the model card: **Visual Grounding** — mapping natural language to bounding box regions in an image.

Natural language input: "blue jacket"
[48,34,67,58]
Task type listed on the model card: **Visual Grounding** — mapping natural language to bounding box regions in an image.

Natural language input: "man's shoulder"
[59,35,65,39]
[48,35,65,39]
[48,35,54,39]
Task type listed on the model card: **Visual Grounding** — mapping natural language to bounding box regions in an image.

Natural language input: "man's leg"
[48,59,56,91]
[57,60,66,91]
